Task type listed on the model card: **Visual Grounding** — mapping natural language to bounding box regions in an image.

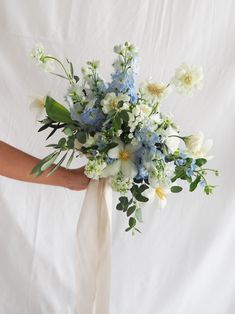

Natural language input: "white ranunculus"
[101,92,130,114]
[103,141,139,178]
[184,131,213,159]
[164,126,180,153]
[172,63,203,95]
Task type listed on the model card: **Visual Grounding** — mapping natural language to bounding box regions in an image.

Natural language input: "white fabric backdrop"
[0,0,234,313]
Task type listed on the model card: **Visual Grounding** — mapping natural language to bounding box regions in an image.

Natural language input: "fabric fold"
[76,178,113,314]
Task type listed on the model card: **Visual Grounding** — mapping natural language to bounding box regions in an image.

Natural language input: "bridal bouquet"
[31,42,218,233]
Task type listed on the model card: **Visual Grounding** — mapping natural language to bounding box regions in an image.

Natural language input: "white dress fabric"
[0,0,235,313]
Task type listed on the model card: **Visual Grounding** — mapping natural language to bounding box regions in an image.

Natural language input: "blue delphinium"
[80,107,105,131]
[108,70,137,103]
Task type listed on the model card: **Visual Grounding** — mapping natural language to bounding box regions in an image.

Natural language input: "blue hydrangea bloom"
[135,127,160,151]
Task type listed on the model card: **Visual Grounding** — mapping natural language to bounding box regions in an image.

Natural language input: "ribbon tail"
[76,178,113,314]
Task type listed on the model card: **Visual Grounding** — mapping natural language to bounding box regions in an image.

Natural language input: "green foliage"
[45,96,73,124]
[76,132,87,144]
[195,158,207,167]
[189,176,201,192]
[171,186,183,193]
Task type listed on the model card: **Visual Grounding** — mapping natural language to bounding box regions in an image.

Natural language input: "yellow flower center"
[182,73,193,85]
[147,83,166,96]
[111,99,118,109]
[119,150,130,161]
[155,187,166,200]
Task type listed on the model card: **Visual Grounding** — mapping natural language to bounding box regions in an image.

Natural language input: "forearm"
[0,140,69,188]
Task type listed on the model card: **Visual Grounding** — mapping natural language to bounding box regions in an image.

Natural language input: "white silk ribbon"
[76,178,113,314]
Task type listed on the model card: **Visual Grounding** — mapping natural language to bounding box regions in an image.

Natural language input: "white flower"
[31,43,45,61]
[31,43,54,72]
[164,126,180,153]
[111,172,133,194]
[84,159,107,180]
[144,182,171,209]
[30,96,46,120]
[172,63,203,95]
[67,83,85,98]
[101,93,130,114]
[103,141,139,178]
[140,81,172,103]
[184,131,213,159]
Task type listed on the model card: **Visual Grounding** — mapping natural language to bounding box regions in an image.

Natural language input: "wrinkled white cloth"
[76,179,113,314]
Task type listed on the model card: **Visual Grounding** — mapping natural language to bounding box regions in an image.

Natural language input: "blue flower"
[186,160,196,177]
[176,159,186,166]
[135,127,160,151]
[80,107,105,131]
[108,70,138,103]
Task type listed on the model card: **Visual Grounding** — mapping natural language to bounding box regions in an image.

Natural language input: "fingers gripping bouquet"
[31,42,218,234]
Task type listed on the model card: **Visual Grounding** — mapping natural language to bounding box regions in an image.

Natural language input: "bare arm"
[0,140,90,191]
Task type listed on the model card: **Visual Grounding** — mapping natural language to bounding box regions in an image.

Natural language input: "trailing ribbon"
[76,178,113,314]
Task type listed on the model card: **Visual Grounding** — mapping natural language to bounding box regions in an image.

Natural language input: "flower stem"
[44,56,73,85]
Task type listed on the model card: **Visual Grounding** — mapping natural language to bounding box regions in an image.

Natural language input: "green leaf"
[45,96,73,124]
[67,136,75,149]
[113,114,121,130]
[135,194,149,202]
[66,150,75,168]
[135,207,143,222]
[64,127,73,136]
[195,158,207,167]
[127,205,136,217]
[171,186,183,193]
[189,176,201,192]
[76,132,86,144]
[139,184,149,193]
[40,152,60,171]
[116,203,124,211]
[129,217,136,228]
[38,122,53,132]
[46,152,68,176]
[120,110,129,122]
[58,138,66,147]
[30,152,57,177]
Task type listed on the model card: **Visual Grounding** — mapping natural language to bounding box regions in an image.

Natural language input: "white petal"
[120,160,138,178]
[102,160,121,177]
[149,176,159,189]
[108,146,120,159]
[158,197,167,209]
[125,143,141,154]
[202,139,213,154]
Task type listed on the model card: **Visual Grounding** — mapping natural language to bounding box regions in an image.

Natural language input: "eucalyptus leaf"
[127,205,136,217]
[171,186,183,193]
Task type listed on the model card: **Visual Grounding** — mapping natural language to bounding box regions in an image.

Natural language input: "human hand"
[62,166,90,191]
